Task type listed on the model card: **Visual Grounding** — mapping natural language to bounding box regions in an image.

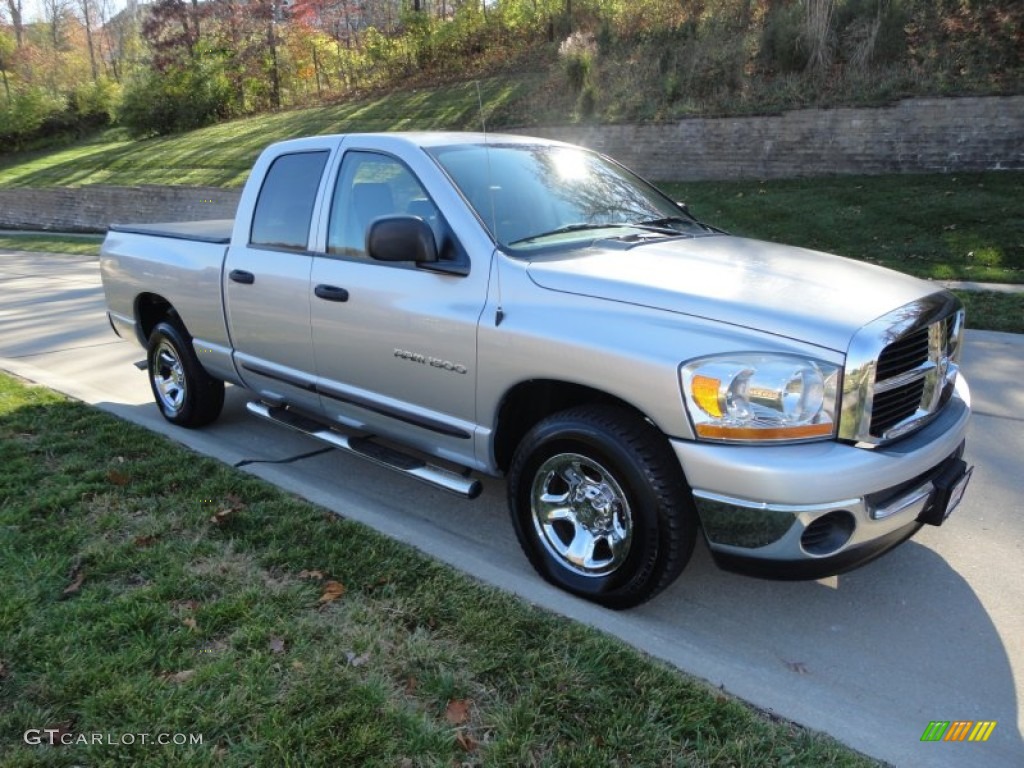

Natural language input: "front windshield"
[427,143,710,251]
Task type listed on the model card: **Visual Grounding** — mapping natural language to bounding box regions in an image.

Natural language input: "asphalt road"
[2,250,1021,767]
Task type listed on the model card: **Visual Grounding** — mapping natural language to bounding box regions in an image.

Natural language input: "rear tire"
[147,320,224,428]
[508,404,697,609]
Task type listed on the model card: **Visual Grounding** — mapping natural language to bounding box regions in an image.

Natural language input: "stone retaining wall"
[520,96,1024,182]
[0,185,242,234]
[0,95,1020,233]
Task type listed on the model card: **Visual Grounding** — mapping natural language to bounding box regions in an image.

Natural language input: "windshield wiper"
[636,215,716,233]
[509,221,684,245]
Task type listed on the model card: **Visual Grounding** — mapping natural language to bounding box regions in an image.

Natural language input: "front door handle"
[314,284,349,302]
[229,269,255,285]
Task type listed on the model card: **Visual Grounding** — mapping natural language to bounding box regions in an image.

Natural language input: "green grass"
[0,372,876,767]
[664,173,1024,284]
[953,290,1024,335]
[0,234,101,257]
[0,78,530,190]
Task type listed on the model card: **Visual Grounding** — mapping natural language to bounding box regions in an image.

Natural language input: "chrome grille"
[839,295,965,446]
[875,327,929,380]
[870,378,926,436]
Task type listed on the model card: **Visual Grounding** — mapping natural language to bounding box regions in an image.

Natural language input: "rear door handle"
[314,284,349,302]
[229,269,255,285]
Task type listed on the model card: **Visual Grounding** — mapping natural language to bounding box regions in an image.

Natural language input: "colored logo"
[921,721,997,742]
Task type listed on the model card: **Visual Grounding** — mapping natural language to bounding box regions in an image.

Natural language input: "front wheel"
[508,405,697,609]
[147,320,224,428]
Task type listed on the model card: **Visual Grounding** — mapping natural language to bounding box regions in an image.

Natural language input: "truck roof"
[265,131,570,153]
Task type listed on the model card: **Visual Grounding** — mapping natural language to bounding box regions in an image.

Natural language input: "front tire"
[508,405,697,609]
[147,320,224,428]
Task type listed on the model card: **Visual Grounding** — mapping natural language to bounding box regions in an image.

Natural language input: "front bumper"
[672,376,971,579]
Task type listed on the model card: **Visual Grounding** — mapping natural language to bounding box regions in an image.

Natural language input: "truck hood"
[526,236,939,353]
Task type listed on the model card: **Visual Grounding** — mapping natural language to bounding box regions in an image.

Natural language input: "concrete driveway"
[2,250,1021,767]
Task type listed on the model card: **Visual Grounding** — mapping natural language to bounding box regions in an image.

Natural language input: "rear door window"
[250,151,329,251]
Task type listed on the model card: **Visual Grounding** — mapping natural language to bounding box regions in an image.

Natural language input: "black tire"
[147,320,225,428]
[508,404,697,609]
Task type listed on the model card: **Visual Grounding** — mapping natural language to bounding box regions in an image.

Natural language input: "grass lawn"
[664,172,1023,285]
[0,78,530,190]
[0,372,876,766]
[0,234,102,258]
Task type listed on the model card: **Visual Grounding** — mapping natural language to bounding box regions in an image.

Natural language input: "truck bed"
[108,219,233,244]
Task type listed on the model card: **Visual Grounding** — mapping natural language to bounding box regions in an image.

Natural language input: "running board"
[245,401,482,499]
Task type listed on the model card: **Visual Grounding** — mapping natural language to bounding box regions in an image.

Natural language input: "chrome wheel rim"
[152,340,186,414]
[530,452,633,578]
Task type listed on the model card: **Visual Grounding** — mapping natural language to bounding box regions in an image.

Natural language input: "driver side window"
[327,151,440,260]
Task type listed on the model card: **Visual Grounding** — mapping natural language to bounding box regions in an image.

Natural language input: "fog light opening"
[801,511,856,556]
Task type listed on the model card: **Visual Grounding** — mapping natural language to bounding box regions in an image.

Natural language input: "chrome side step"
[245,400,483,499]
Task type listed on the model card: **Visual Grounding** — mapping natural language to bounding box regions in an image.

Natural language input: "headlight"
[680,354,840,443]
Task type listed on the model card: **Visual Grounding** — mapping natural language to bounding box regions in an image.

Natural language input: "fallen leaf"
[455,730,479,753]
[174,599,200,612]
[196,639,227,654]
[298,569,326,580]
[291,660,304,671]
[182,617,198,631]
[209,494,247,525]
[784,660,809,675]
[209,508,235,525]
[42,721,74,744]
[62,571,85,598]
[346,651,370,667]
[318,580,346,604]
[403,676,418,695]
[160,669,195,684]
[106,469,130,486]
[269,637,286,654]
[445,698,471,726]
[223,493,246,510]
[133,534,157,548]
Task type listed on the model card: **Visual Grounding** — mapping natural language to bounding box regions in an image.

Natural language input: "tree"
[0,28,13,102]
[78,0,99,80]
[142,0,204,70]
[4,0,23,48]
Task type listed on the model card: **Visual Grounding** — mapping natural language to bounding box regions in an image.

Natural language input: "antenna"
[476,80,504,327]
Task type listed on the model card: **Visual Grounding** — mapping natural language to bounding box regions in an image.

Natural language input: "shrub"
[0,88,67,152]
[118,57,235,138]
[559,31,597,93]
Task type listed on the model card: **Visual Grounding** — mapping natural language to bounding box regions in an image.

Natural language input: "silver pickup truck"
[100,132,972,608]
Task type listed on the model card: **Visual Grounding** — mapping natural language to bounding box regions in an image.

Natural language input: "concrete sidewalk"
[2,250,1022,767]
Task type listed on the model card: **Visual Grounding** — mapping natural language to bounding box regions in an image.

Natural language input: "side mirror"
[367,216,438,264]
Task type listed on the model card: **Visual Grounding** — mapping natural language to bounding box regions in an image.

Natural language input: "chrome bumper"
[672,377,971,578]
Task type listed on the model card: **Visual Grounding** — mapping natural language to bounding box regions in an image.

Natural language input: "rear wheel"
[147,320,224,428]
[508,405,697,609]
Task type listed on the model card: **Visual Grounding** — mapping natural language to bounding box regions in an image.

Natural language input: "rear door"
[224,148,331,412]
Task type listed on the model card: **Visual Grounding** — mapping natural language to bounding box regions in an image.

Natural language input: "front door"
[309,149,487,464]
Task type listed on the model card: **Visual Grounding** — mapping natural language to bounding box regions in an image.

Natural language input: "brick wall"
[0,96,1020,233]
[519,96,1024,181]
[0,185,242,234]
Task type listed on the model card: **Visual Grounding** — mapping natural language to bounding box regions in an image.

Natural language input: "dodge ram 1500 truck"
[100,132,973,608]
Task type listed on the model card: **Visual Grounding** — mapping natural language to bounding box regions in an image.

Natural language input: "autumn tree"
[4,0,23,47]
